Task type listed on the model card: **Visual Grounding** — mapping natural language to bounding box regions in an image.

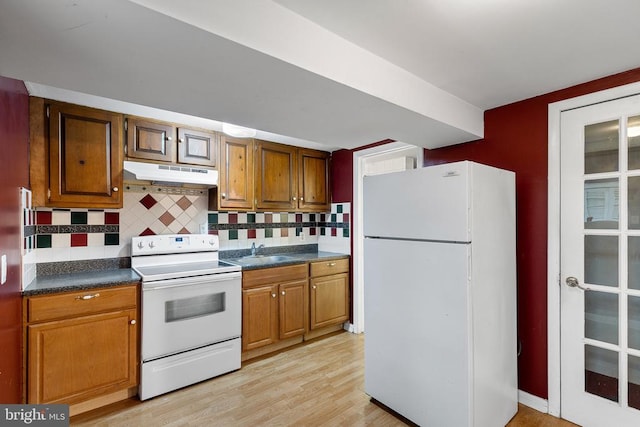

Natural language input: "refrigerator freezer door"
[363,162,470,242]
[364,238,471,426]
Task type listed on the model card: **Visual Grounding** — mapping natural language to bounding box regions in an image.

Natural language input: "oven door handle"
[143,272,241,290]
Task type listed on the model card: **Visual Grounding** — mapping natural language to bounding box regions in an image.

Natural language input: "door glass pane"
[585,291,619,344]
[585,120,619,174]
[628,115,640,170]
[585,235,619,287]
[585,344,619,402]
[630,176,640,230]
[630,355,640,410]
[630,296,640,350]
[585,179,619,229]
[630,237,640,290]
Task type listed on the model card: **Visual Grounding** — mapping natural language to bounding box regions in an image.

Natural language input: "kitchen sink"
[228,254,297,266]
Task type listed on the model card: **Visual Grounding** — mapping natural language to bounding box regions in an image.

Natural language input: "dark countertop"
[23,269,141,296]
[224,251,349,271]
[22,249,349,295]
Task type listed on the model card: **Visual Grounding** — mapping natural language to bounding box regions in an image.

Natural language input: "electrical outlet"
[1,254,6,285]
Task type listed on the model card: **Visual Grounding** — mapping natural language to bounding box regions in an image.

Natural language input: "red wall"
[331,67,640,400]
[330,149,354,203]
[423,67,640,398]
[0,76,29,403]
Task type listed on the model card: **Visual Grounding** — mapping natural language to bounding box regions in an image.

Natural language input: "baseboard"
[518,389,549,413]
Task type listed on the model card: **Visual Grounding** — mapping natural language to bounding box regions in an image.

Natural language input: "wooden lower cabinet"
[242,265,308,352]
[242,285,278,350]
[278,280,309,339]
[310,273,349,330]
[24,285,139,415]
[242,258,349,360]
[309,259,350,330]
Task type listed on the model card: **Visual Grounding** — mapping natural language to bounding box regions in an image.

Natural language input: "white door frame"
[548,81,640,417]
[351,142,422,334]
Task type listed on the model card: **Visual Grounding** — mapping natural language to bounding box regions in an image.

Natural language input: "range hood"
[123,161,218,187]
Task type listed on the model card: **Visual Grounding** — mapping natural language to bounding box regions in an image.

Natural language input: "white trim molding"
[547,81,640,418]
[351,142,422,334]
[518,389,549,414]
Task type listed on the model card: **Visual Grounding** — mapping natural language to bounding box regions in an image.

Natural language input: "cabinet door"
[256,140,297,211]
[298,148,330,211]
[126,117,175,163]
[177,127,218,167]
[219,136,254,210]
[27,309,138,404]
[310,273,349,330]
[242,285,278,351]
[279,280,308,340]
[48,102,123,208]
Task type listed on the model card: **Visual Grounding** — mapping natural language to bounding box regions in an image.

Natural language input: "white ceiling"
[1,0,640,151]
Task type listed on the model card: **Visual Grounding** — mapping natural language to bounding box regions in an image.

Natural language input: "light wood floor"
[71,332,576,426]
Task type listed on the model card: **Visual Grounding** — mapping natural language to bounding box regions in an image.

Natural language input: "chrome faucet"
[250,242,265,256]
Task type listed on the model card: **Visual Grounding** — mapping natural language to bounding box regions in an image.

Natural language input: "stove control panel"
[131,234,219,256]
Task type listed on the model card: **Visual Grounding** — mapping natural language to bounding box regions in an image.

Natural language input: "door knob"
[565,276,588,291]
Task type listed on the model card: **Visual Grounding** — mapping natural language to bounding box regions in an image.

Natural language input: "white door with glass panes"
[561,94,640,426]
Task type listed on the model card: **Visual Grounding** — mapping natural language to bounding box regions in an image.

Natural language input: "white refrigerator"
[363,161,517,427]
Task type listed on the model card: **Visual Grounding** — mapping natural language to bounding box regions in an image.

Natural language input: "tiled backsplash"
[24,184,351,268]
[208,203,350,252]
[120,184,209,246]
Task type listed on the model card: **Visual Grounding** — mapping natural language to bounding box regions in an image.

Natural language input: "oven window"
[165,292,226,322]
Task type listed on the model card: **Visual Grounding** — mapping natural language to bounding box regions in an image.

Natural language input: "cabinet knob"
[292,197,297,201]
[221,193,226,199]
[312,285,317,289]
[178,138,184,143]
[112,187,119,192]
[300,197,304,201]
[281,291,286,296]
[271,293,277,298]
[130,319,137,325]
[166,136,173,141]
[328,262,336,267]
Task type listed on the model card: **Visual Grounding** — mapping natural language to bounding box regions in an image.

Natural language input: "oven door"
[141,271,241,361]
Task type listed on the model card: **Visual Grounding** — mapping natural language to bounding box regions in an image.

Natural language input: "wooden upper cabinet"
[256,140,297,211]
[298,148,330,211]
[47,101,123,208]
[177,127,218,167]
[126,117,175,163]
[218,135,255,210]
[126,117,218,167]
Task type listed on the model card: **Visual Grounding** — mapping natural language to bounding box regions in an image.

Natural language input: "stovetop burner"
[134,260,240,282]
[131,234,240,282]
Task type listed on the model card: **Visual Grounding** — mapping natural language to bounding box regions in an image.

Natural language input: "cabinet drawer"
[309,258,349,277]
[27,285,138,323]
[243,264,308,289]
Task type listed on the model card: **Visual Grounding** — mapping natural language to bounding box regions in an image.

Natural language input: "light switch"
[1,254,6,285]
